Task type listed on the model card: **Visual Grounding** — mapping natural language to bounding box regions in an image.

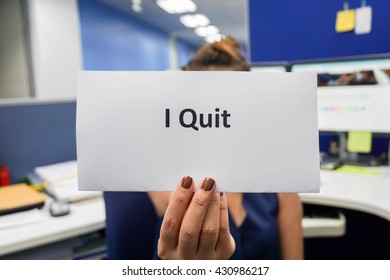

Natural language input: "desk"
[0,196,105,257]
[300,168,390,222]
[0,168,389,257]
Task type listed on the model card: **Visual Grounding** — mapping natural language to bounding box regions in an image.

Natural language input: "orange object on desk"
[0,184,46,216]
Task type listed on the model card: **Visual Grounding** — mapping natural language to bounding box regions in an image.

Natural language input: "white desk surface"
[0,168,389,256]
[300,168,390,222]
[0,196,105,256]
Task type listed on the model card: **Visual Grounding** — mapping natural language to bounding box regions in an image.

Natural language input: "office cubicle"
[0,99,77,183]
[290,55,390,259]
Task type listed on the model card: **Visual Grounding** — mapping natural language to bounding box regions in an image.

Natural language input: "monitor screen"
[250,65,287,72]
[292,58,390,133]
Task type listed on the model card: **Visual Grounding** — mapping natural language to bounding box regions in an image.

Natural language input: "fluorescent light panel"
[157,0,197,14]
[205,33,223,43]
[132,0,142,13]
[132,4,142,13]
[195,25,219,37]
[180,14,210,28]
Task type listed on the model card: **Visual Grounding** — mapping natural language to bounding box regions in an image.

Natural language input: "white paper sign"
[77,71,320,193]
[355,6,372,35]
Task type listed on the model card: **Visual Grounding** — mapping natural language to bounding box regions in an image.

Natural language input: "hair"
[184,36,250,71]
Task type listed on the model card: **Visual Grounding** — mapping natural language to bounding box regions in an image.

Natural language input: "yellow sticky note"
[336,165,382,176]
[362,169,382,176]
[336,9,355,32]
[336,165,364,173]
[347,131,372,153]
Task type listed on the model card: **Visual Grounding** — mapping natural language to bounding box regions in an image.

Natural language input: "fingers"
[197,191,220,258]
[216,192,236,259]
[159,177,235,260]
[158,176,194,258]
[177,177,216,259]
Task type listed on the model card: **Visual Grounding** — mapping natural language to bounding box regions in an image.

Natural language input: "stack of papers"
[34,161,101,202]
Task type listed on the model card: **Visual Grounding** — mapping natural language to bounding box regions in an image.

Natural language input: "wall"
[0,0,31,99]
[249,0,390,62]
[28,0,82,99]
[176,36,197,69]
[78,0,195,71]
[26,0,194,99]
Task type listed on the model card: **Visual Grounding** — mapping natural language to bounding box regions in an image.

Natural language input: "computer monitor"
[292,58,390,133]
[250,64,287,73]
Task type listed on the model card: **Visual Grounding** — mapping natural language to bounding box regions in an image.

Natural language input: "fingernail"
[181,176,192,189]
[201,177,215,191]
[220,192,224,197]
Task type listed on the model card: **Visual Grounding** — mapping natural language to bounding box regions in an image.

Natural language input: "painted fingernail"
[201,177,215,191]
[181,176,192,189]
[220,192,224,197]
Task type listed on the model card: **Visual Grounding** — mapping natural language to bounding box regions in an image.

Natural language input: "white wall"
[28,0,82,99]
[0,0,31,99]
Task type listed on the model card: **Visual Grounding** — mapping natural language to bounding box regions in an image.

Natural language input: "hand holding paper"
[157,176,235,260]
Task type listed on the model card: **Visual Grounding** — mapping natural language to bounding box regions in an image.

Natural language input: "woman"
[148,37,304,260]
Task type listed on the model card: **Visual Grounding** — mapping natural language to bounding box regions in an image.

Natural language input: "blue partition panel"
[249,0,390,62]
[0,101,77,183]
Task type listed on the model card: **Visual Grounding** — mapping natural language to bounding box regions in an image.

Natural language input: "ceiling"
[97,0,249,49]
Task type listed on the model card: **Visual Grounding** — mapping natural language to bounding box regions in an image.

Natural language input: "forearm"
[277,193,304,260]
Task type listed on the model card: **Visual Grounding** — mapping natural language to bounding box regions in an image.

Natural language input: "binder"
[0,184,46,216]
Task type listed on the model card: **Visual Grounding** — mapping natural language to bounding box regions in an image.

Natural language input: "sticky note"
[336,165,382,176]
[77,72,320,193]
[336,9,355,32]
[361,169,382,176]
[336,165,365,174]
[347,131,372,153]
[355,6,372,35]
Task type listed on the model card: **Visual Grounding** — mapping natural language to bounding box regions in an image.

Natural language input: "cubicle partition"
[0,99,77,183]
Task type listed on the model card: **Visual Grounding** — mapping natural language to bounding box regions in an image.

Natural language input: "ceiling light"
[180,14,210,28]
[132,0,143,13]
[157,0,197,14]
[194,25,219,37]
[205,33,224,43]
[132,4,143,13]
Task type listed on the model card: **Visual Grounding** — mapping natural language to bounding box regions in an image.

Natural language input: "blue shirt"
[104,192,281,259]
[229,193,280,259]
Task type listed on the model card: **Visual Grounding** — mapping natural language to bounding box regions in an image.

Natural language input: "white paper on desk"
[35,161,101,202]
[77,71,320,193]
